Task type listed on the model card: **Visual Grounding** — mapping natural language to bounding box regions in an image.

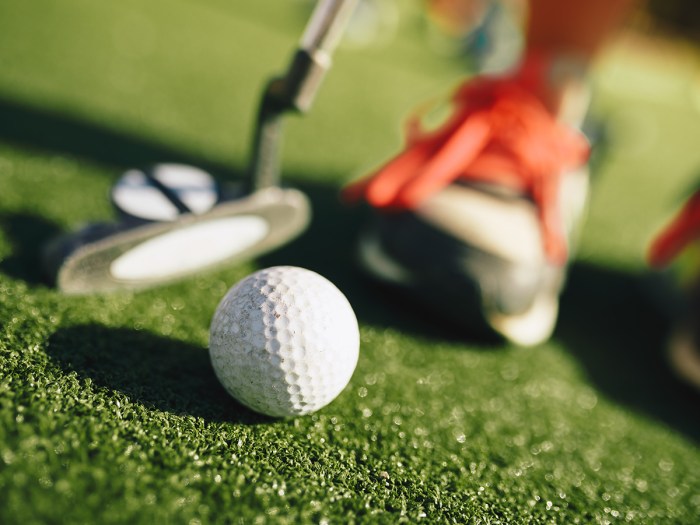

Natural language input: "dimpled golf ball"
[209,266,360,417]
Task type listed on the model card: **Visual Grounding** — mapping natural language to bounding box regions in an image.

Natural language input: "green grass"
[1,1,699,523]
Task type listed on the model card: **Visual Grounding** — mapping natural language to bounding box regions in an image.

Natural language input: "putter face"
[109,215,270,281]
[45,186,310,294]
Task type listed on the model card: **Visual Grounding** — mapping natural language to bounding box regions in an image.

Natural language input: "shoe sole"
[358,227,560,345]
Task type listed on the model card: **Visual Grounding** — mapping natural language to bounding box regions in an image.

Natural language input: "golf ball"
[209,266,360,417]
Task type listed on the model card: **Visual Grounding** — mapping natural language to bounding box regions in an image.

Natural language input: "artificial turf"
[1,1,699,523]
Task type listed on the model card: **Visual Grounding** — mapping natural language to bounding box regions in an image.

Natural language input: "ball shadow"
[47,324,270,424]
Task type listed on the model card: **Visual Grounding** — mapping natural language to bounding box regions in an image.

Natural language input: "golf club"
[44,0,359,294]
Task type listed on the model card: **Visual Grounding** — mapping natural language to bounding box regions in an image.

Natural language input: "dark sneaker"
[344,52,591,345]
[649,188,700,389]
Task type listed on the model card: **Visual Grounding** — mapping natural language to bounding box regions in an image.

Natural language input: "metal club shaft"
[247,0,359,192]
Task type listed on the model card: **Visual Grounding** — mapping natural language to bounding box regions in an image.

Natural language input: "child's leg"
[528,0,638,58]
[523,0,638,113]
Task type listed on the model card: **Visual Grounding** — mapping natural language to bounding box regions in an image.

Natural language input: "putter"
[44,0,359,294]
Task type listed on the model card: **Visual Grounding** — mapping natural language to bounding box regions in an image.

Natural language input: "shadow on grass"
[272,188,700,441]
[0,96,239,180]
[0,212,62,285]
[7,94,697,442]
[557,262,700,442]
[47,324,269,424]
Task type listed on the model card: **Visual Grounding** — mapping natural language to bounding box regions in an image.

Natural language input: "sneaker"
[343,52,591,345]
[648,188,700,389]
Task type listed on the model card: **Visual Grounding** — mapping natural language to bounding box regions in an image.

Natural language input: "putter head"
[111,163,222,223]
[43,165,311,294]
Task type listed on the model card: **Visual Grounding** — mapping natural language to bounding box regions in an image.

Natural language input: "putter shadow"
[556,262,700,442]
[47,324,271,425]
[0,96,240,180]
[0,212,63,285]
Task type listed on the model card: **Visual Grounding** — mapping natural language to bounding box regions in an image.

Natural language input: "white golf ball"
[209,266,360,417]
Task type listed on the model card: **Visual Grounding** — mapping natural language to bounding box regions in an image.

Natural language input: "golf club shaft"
[247,0,358,192]
[300,0,359,55]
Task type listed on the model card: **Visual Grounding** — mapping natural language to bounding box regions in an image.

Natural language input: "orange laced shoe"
[648,188,700,389]
[344,52,591,345]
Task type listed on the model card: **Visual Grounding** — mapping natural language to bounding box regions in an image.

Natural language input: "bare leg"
[524,0,638,113]
[528,0,638,58]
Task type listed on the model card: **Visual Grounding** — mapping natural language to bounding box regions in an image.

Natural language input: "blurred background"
[1,1,700,523]
[647,0,700,39]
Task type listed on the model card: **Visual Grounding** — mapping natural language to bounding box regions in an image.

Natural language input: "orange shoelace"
[343,65,590,265]
[648,189,700,268]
